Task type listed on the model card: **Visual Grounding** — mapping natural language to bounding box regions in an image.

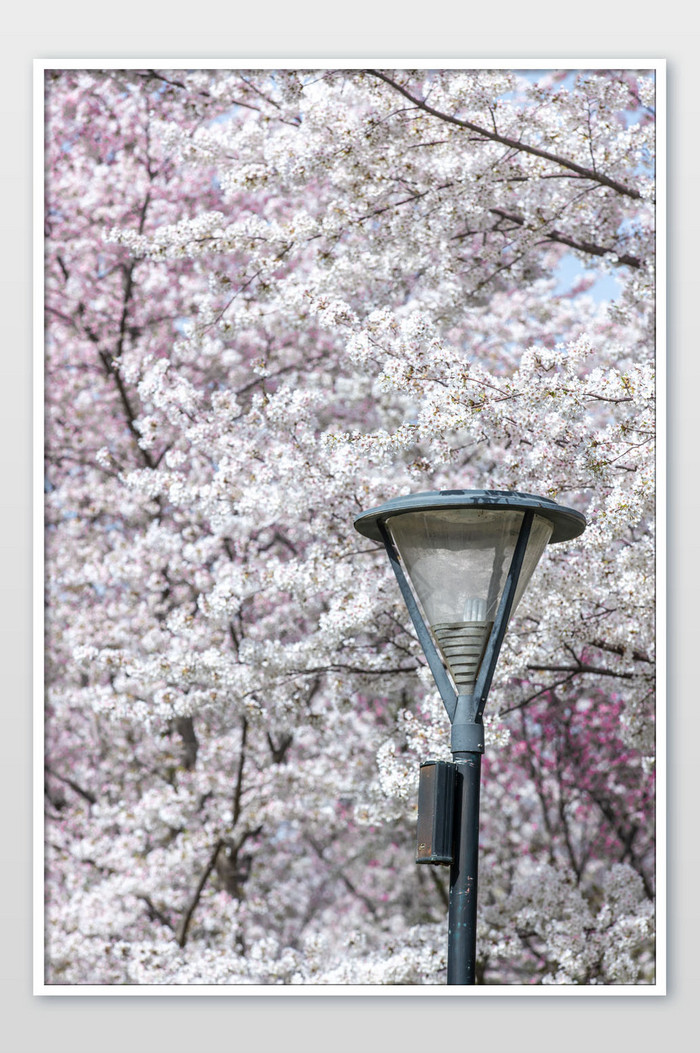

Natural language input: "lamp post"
[354,489,586,985]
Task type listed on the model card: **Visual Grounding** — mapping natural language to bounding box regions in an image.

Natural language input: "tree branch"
[232,716,248,827]
[526,663,636,680]
[175,839,224,948]
[44,764,97,805]
[488,207,642,269]
[498,673,578,715]
[304,834,378,917]
[175,716,199,770]
[138,893,174,930]
[366,70,641,201]
[267,730,294,764]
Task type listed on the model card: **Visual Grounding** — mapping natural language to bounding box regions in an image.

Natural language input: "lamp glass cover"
[387,509,553,690]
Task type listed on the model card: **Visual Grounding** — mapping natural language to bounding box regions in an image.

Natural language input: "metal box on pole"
[416,760,455,865]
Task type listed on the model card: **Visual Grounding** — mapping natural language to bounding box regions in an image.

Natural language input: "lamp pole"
[447,751,481,984]
[354,489,586,985]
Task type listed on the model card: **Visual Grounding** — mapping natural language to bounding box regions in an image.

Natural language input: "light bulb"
[462,596,487,622]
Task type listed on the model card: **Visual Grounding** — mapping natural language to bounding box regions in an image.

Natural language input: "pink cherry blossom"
[44,67,656,986]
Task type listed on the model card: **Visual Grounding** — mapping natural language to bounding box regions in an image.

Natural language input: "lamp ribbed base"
[432,621,493,691]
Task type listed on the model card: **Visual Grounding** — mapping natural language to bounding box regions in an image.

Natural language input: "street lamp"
[354,489,586,985]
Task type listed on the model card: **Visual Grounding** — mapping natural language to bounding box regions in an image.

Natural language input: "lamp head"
[355,489,585,695]
[354,489,586,545]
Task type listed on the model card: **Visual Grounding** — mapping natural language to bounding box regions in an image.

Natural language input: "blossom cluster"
[45,67,656,986]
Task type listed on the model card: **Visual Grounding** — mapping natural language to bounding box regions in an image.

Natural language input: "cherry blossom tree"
[44,66,657,985]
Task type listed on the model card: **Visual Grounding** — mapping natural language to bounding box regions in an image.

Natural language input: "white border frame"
[34,57,667,996]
